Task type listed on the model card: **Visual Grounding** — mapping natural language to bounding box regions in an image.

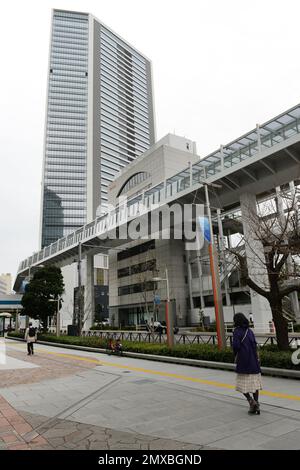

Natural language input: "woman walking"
[232,313,262,415]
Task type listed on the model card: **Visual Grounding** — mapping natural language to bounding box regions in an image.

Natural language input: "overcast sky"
[1,0,300,285]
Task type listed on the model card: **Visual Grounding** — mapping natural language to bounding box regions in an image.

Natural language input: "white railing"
[17,104,300,275]
[224,321,294,334]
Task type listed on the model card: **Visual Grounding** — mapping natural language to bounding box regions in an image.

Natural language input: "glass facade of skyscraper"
[42,10,89,247]
[98,26,154,207]
[41,9,155,248]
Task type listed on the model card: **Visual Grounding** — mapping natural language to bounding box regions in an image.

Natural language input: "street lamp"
[152,267,174,348]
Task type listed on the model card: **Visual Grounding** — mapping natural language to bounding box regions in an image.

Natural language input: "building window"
[118,259,156,278]
[117,240,155,261]
[118,281,157,296]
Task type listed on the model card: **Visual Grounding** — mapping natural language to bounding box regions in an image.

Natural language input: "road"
[0,338,300,450]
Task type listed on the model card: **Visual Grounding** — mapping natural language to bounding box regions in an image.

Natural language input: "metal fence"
[81,329,300,348]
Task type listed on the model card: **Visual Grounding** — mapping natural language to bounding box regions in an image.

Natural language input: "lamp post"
[153,267,174,347]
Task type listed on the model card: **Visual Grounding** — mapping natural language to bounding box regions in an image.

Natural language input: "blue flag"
[198,216,211,243]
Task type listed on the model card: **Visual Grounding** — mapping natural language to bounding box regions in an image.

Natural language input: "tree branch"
[228,249,270,299]
[275,253,289,273]
[279,282,300,299]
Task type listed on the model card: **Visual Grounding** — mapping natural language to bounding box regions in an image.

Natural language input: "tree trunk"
[40,317,48,334]
[270,299,289,350]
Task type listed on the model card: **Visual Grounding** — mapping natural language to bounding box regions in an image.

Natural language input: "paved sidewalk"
[0,395,50,450]
[1,339,300,450]
[20,410,206,450]
[0,396,206,450]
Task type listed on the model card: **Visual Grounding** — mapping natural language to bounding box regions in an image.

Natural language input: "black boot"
[248,398,257,415]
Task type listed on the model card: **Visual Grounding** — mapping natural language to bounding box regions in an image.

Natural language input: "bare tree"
[229,187,300,350]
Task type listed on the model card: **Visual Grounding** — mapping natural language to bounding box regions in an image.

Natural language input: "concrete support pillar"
[276,184,300,324]
[289,181,300,324]
[83,255,95,331]
[240,193,272,333]
[196,255,205,309]
[187,259,194,324]
[187,260,193,306]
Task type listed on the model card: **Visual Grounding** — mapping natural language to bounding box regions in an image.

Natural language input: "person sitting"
[107,338,115,353]
[114,339,123,355]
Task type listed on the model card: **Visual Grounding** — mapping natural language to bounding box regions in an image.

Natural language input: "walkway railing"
[18,103,300,273]
[224,322,295,334]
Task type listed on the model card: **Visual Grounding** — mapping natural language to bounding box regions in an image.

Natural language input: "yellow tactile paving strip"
[7,342,300,403]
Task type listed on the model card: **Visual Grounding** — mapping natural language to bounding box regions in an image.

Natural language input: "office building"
[40,8,155,248]
[108,134,198,327]
[0,273,12,295]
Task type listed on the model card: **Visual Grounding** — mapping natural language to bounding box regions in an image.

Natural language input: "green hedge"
[8,332,299,370]
[9,332,108,349]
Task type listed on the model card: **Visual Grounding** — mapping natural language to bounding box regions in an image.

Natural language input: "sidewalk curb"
[6,336,300,380]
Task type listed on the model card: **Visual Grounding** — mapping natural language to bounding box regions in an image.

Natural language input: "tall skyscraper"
[40,9,155,248]
[0,273,12,295]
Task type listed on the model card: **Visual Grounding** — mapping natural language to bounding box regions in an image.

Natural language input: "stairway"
[219,242,245,285]
[282,295,296,322]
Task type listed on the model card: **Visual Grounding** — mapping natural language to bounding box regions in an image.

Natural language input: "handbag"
[234,329,249,364]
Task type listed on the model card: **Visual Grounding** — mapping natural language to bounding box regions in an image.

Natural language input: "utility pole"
[204,184,226,349]
[164,267,174,348]
[56,296,61,337]
[217,208,231,307]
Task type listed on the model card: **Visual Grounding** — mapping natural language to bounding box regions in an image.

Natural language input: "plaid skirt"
[236,373,263,393]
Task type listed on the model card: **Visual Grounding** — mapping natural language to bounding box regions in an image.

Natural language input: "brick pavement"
[20,410,207,450]
[0,400,206,450]
[0,396,50,450]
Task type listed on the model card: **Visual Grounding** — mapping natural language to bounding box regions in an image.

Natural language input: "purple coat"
[232,327,261,374]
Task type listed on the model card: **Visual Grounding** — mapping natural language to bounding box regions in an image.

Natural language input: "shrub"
[7,332,299,370]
